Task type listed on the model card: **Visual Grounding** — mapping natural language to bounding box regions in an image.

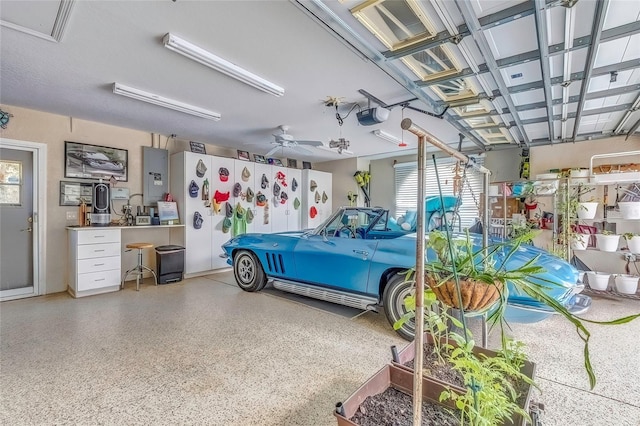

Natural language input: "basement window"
[402,45,461,82]
[454,101,492,117]
[351,0,435,50]
[465,116,498,129]
[430,77,476,101]
[476,128,511,145]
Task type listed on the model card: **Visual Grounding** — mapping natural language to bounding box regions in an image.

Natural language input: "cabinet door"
[252,163,273,234]
[233,160,255,235]
[302,169,333,229]
[184,152,214,274]
[287,168,302,231]
[210,156,236,269]
[271,165,289,233]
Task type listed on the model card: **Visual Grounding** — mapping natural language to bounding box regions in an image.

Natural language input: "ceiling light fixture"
[112,83,221,121]
[163,33,284,97]
[372,129,407,147]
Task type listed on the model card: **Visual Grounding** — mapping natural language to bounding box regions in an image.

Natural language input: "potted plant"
[417,229,640,389]
[577,199,598,220]
[391,294,536,425]
[595,230,620,252]
[585,271,611,291]
[570,233,590,250]
[623,232,640,253]
[614,274,639,295]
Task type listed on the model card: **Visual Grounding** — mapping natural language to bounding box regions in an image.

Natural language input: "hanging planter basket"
[426,273,503,312]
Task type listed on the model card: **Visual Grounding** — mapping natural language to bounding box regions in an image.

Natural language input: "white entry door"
[0,139,46,301]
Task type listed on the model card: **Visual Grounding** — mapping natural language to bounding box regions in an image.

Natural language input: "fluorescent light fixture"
[163,33,284,97]
[373,129,407,147]
[112,83,221,121]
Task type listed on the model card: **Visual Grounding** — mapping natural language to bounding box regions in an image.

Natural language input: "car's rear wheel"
[233,250,267,292]
[383,271,416,341]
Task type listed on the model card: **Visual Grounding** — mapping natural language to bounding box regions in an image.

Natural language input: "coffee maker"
[91,181,111,226]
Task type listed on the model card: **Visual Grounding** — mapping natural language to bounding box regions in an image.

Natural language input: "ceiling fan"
[266,125,323,157]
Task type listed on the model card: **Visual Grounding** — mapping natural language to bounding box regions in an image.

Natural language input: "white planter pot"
[595,234,620,252]
[586,272,610,291]
[570,169,590,184]
[615,275,639,295]
[625,235,640,254]
[618,202,640,220]
[571,233,590,250]
[577,202,598,219]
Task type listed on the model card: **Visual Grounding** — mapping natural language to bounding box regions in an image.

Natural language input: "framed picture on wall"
[253,154,266,164]
[302,161,312,170]
[64,141,128,181]
[237,150,250,161]
[59,181,93,206]
[287,158,298,168]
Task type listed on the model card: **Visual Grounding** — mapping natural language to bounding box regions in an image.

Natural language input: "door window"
[0,160,21,205]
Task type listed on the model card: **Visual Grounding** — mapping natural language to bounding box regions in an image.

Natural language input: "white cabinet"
[171,151,236,274]
[301,169,333,229]
[68,228,121,297]
[170,152,318,275]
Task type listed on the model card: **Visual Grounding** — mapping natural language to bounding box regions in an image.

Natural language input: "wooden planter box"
[334,364,455,426]
[391,333,537,426]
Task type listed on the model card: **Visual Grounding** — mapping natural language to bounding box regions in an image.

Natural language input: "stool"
[121,243,158,291]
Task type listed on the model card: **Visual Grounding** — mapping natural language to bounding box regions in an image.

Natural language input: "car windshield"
[313,207,385,237]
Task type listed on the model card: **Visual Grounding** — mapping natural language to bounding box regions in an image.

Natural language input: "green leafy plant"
[423,229,640,390]
[600,229,614,236]
[439,334,531,426]
[623,232,640,240]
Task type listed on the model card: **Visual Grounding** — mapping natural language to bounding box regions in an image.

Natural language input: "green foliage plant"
[439,334,532,426]
[423,229,640,389]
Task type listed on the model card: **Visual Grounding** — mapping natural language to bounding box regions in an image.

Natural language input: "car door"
[293,235,378,294]
[293,209,378,294]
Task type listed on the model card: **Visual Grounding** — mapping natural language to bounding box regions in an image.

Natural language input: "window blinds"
[394,157,485,229]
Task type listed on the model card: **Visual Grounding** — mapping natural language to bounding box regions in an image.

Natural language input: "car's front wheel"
[383,271,416,340]
[233,250,267,292]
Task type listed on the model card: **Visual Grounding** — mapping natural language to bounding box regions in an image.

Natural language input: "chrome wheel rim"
[237,255,255,285]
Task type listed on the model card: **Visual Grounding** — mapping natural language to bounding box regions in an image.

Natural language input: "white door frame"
[0,137,47,301]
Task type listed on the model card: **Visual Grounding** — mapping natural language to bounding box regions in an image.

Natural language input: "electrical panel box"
[143,147,169,206]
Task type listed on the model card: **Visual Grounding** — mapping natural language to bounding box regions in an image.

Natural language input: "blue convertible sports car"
[222,206,590,340]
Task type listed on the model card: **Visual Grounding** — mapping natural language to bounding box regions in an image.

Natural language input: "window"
[430,78,477,101]
[402,45,460,81]
[0,160,22,205]
[351,0,435,50]
[394,157,485,229]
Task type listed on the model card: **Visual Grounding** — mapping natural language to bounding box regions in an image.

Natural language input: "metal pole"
[400,119,490,175]
[413,133,426,426]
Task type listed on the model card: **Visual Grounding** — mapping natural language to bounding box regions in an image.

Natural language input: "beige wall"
[530,136,640,175]
[0,104,239,295]
[315,157,360,209]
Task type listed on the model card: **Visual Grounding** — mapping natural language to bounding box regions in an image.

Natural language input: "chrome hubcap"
[238,256,254,284]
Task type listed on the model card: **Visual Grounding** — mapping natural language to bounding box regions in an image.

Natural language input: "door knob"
[20,227,32,232]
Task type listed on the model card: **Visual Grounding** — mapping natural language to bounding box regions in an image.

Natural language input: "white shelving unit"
[567,151,640,299]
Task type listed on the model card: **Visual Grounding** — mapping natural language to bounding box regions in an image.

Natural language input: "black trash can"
[155,245,185,284]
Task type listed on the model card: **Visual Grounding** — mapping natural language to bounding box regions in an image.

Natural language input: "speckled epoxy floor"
[1,272,639,425]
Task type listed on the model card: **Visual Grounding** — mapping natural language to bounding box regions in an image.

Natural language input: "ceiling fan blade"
[293,145,313,155]
[296,140,324,147]
[265,145,281,157]
[341,150,355,156]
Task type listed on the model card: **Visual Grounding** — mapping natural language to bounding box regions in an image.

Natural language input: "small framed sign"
[269,158,284,167]
[253,154,266,164]
[157,201,180,225]
[287,158,298,168]
[237,150,250,161]
[302,161,312,170]
[189,141,206,154]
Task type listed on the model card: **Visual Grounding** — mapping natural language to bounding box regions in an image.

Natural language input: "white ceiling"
[1,0,639,162]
